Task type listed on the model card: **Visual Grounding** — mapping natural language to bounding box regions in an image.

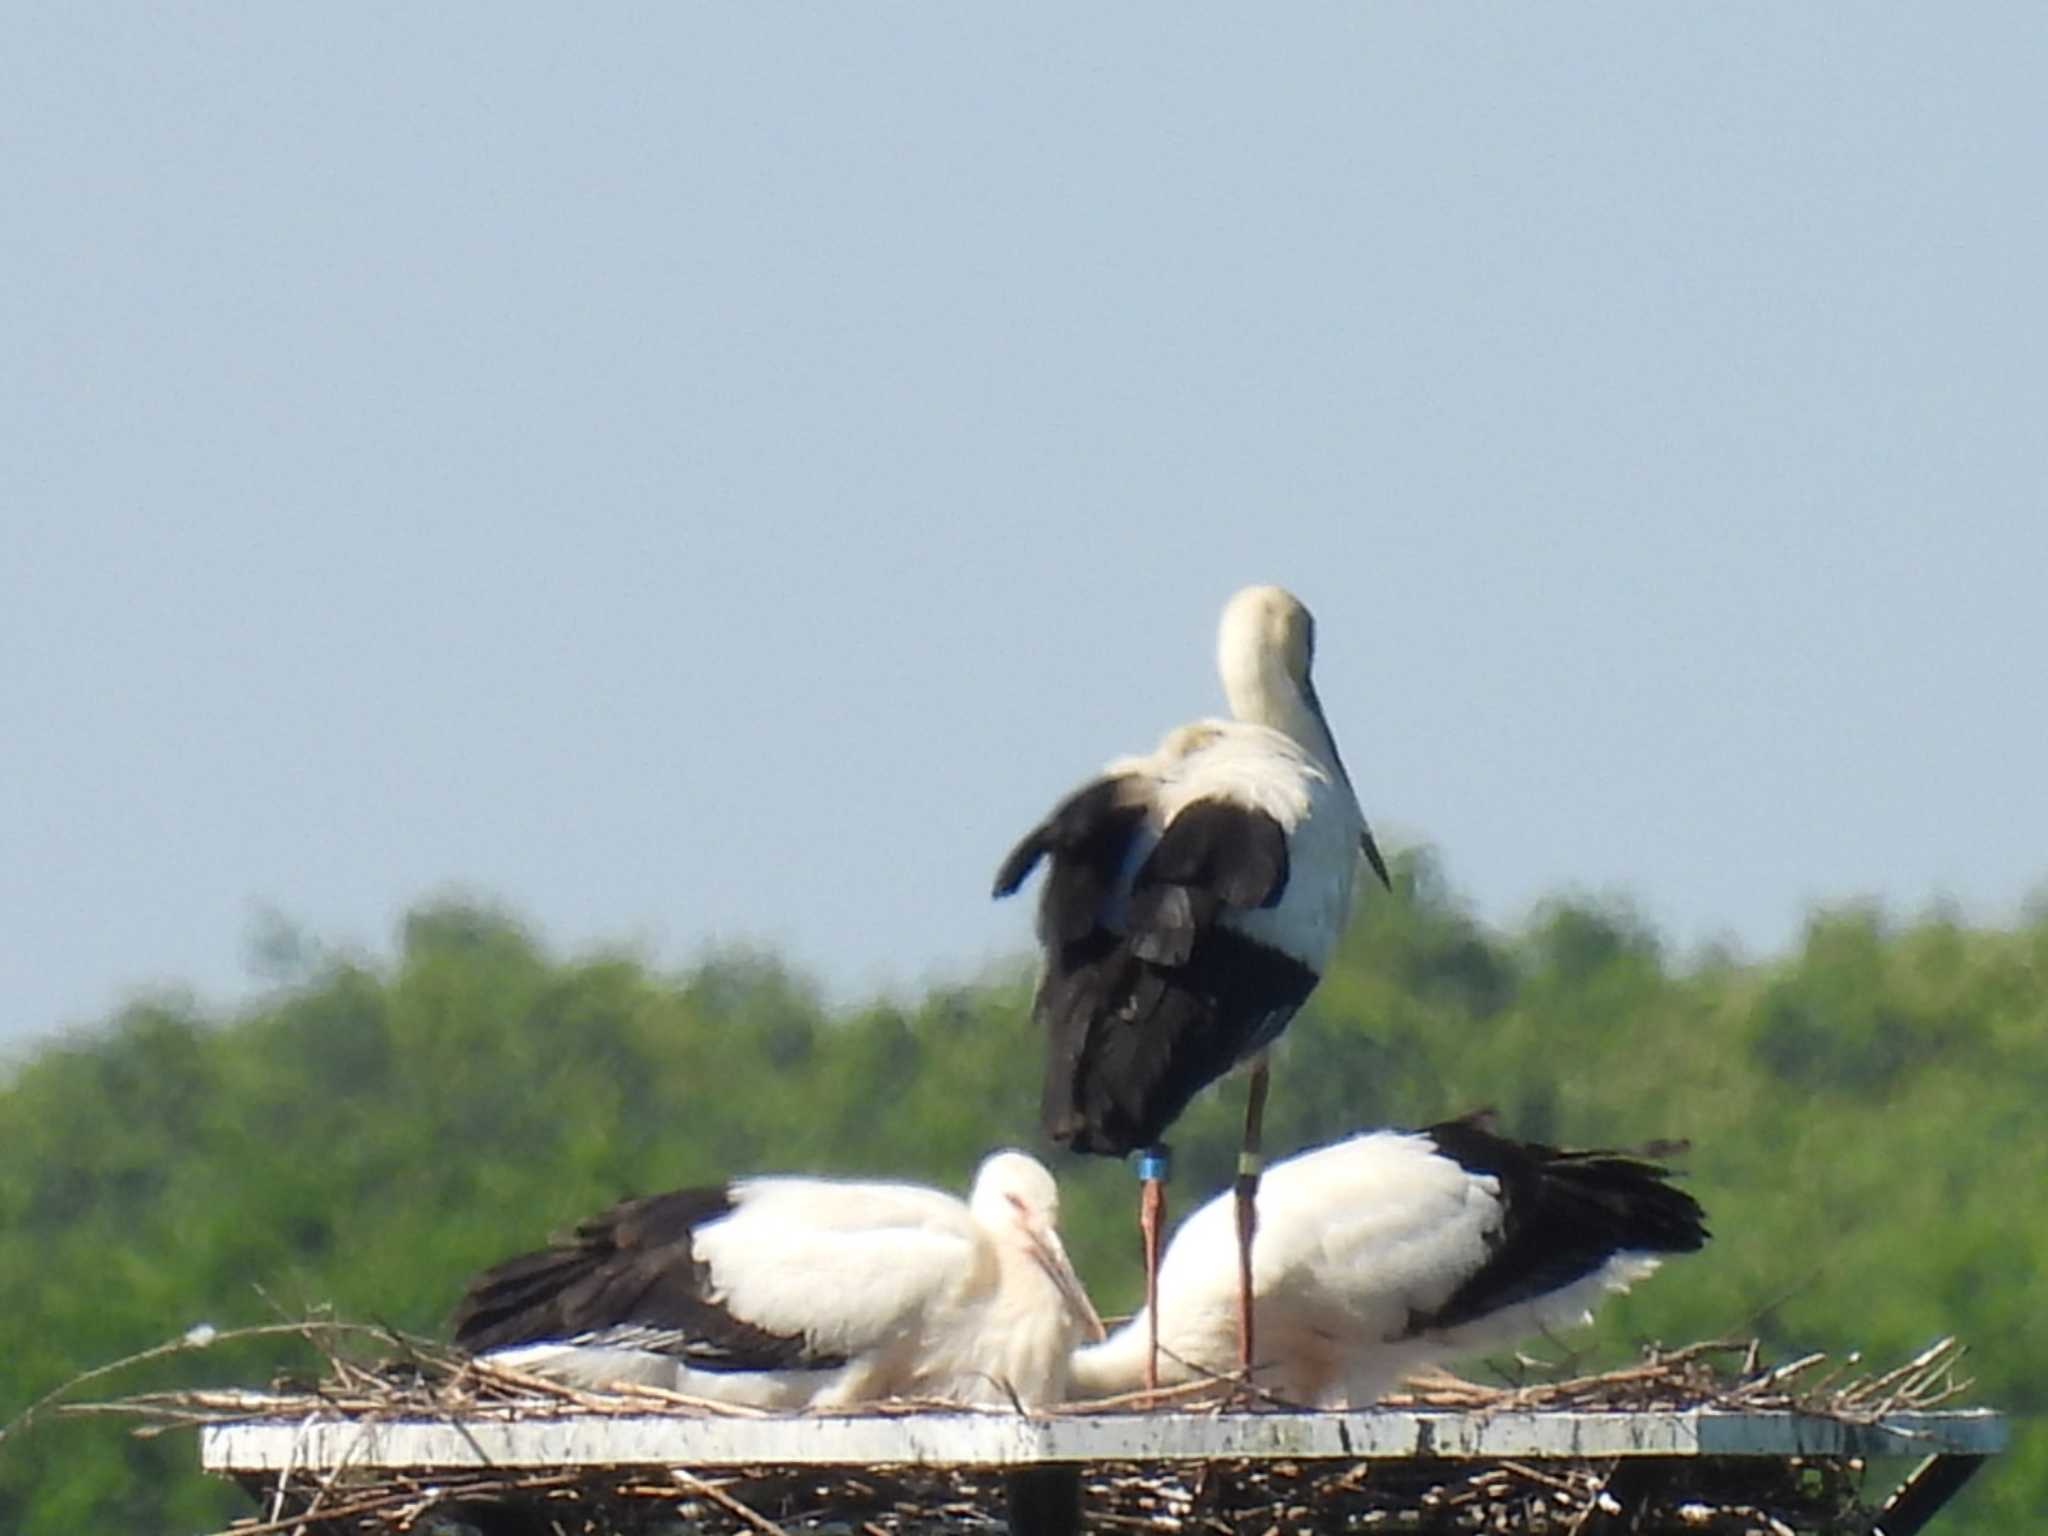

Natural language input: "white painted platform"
[202,1406,2008,1475]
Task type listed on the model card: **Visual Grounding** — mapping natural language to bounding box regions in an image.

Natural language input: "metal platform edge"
[200,1406,2008,1474]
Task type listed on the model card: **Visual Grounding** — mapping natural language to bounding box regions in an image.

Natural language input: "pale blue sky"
[5,6,2044,1045]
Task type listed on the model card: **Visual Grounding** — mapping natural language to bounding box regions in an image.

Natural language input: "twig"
[671,1467,793,1536]
[1,1321,403,1448]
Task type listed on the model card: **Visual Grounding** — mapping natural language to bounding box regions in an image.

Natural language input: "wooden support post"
[1004,1465,1082,1536]
[1871,1454,1989,1536]
[1579,1457,1671,1533]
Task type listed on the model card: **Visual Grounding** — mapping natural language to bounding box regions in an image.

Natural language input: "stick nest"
[51,1326,1978,1536]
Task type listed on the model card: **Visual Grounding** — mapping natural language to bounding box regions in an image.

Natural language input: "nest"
[41,1327,1978,1536]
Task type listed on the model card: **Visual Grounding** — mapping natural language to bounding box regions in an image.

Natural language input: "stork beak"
[1359,822,1393,891]
[1304,677,1392,893]
[1029,1223,1106,1342]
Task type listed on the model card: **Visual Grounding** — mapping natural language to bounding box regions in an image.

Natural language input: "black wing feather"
[1403,1115,1709,1336]
[451,1186,843,1372]
[1039,928,1316,1155]
[1004,782,1317,1157]
[1126,800,1290,965]
[993,775,1150,946]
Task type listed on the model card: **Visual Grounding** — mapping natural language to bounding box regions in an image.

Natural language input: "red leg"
[1137,1147,1170,1392]
[1234,1060,1270,1384]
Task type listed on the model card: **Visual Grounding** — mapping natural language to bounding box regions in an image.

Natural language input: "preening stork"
[451,1151,1104,1410]
[1068,1116,1709,1407]
[994,584,1390,1386]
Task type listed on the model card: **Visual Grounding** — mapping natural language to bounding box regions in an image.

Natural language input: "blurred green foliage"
[1,856,2041,1531]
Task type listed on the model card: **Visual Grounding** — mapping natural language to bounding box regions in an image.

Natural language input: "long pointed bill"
[1304,676,1392,892]
[1030,1226,1106,1342]
[1359,822,1392,891]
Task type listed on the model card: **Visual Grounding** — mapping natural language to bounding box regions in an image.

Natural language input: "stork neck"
[1068,1320,1155,1398]
[1222,664,1348,783]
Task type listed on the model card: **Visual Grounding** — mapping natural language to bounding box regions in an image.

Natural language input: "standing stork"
[451,1150,1104,1410]
[993,584,1389,1387]
[1069,1116,1709,1406]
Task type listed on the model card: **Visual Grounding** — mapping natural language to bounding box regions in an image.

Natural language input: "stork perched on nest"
[451,1151,1103,1410]
[1069,1116,1710,1407]
[995,583,1389,1387]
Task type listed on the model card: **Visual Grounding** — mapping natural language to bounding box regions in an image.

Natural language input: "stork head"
[1219,583,1314,685]
[1215,583,1387,886]
[970,1151,1106,1342]
[1217,584,1322,727]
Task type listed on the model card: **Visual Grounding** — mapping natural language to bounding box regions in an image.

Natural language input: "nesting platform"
[78,1331,1990,1534]
[199,1402,2005,1535]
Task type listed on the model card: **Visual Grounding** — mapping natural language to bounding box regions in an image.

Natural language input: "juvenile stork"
[993,583,1389,1386]
[1069,1116,1709,1406]
[451,1151,1103,1410]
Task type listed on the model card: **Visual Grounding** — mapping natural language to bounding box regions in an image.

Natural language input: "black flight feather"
[1401,1115,1709,1337]
[1125,800,1290,965]
[993,775,1150,946]
[997,778,1320,1157]
[1038,928,1317,1155]
[451,1185,842,1372]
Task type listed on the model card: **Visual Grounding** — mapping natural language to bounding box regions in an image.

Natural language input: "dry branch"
[48,1324,1988,1535]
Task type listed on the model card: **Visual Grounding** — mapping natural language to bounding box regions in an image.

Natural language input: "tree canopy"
[2,856,2041,1532]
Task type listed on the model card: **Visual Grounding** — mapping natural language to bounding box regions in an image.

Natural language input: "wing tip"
[992,837,1045,900]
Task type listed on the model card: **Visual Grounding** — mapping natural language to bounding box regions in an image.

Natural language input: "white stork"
[451,1150,1104,1410]
[1068,1116,1709,1406]
[994,583,1389,1386]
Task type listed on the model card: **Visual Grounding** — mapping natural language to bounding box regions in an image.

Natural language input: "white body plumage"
[1112,718,1366,971]
[997,585,1389,1157]
[464,1152,1104,1410]
[1069,1126,1704,1408]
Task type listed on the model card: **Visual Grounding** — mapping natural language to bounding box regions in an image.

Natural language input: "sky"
[4,6,2045,1046]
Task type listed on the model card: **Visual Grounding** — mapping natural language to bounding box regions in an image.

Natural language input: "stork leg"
[1137,1146,1170,1393]
[1234,1059,1270,1385]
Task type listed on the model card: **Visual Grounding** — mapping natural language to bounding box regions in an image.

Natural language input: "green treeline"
[1,856,2042,1531]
